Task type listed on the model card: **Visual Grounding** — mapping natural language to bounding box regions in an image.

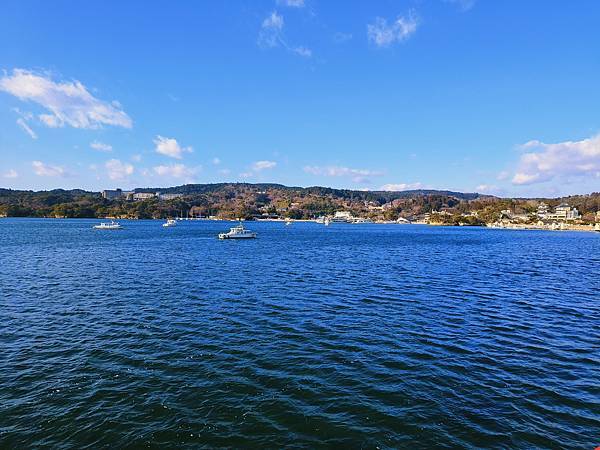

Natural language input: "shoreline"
[3,216,599,232]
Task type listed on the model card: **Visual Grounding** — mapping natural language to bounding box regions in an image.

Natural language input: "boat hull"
[218,233,256,239]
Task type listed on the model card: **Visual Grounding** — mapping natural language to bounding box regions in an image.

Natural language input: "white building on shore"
[546,203,580,221]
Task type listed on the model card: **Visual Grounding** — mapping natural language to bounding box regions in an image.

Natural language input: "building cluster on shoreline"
[102,189,183,202]
[487,202,600,232]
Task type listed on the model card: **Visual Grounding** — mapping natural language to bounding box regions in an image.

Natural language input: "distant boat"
[324,217,331,226]
[285,219,293,225]
[163,219,177,227]
[93,220,122,230]
[218,222,257,239]
[594,223,600,232]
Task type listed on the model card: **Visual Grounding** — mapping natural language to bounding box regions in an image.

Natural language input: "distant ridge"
[130,183,487,201]
[1,183,598,220]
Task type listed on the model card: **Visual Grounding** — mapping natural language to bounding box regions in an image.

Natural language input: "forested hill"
[134,183,484,201]
[0,183,598,221]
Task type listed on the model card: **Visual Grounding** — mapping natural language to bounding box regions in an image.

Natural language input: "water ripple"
[1,219,599,448]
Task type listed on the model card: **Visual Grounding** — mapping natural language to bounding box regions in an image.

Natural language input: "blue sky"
[1,0,599,197]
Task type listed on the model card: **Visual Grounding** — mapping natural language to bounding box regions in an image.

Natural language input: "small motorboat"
[285,219,293,226]
[163,219,177,227]
[93,220,122,230]
[218,222,257,239]
[324,217,331,226]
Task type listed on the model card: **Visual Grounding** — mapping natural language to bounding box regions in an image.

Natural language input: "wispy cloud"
[258,12,285,48]
[13,108,37,139]
[304,165,384,183]
[32,160,66,177]
[258,11,312,58]
[16,117,37,139]
[512,135,600,185]
[153,135,193,159]
[367,11,419,47]
[153,163,198,180]
[475,184,502,194]
[293,46,312,57]
[105,159,134,180]
[90,140,112,152]
[212,157,221,165]
[3,169,18,179]
[252,160,277,171]
[276,0,305,7]
[444,0,476,12]
[240,160,277,179]
[0,69,132,129]
[380,182,422,191]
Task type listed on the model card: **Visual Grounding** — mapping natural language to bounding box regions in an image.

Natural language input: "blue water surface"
[1,218,599,448]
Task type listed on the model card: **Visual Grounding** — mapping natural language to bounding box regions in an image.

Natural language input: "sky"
[1,0,599,197]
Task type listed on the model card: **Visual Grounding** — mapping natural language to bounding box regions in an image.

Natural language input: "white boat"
[163,219,177,227]
[324,217,331,226]
[93,220,122,230]
[331,211,353,223]
[285,219,293,226]
[594,223,600,232]
[315,216,326,224]
[218,223,257,239]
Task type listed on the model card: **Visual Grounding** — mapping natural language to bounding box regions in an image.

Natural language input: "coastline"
[3,215,599,232]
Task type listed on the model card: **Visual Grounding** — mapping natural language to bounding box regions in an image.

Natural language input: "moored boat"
[163,219,177,227]
[218,222,257,239]
[93,220,122,230]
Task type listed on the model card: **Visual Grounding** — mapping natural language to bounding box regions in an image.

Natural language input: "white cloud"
[0,69,132,129]
[13,108,37,139]
[304,165,384,182]
[153,135,193,159]
[212,157,221,165]
[252,160,277,171]
[277,0,305,7]
[293,46,312,57]
[32,160,66,177]
[39,113,62,128]
[258,12,284,48]
[512,135,600,185]
[238,160,277,179]
[105,159,134,180]
[367,11,418,47]
[16,117,37,139]
[131,154,142,162]
[219,168,231,175]
[90,140,112,152]
[153,163,198,179]
[380,182,423,191]
[258,12,311,58]
[3,169,18,179]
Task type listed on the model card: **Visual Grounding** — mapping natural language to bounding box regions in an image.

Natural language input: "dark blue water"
[1,219,599,448]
